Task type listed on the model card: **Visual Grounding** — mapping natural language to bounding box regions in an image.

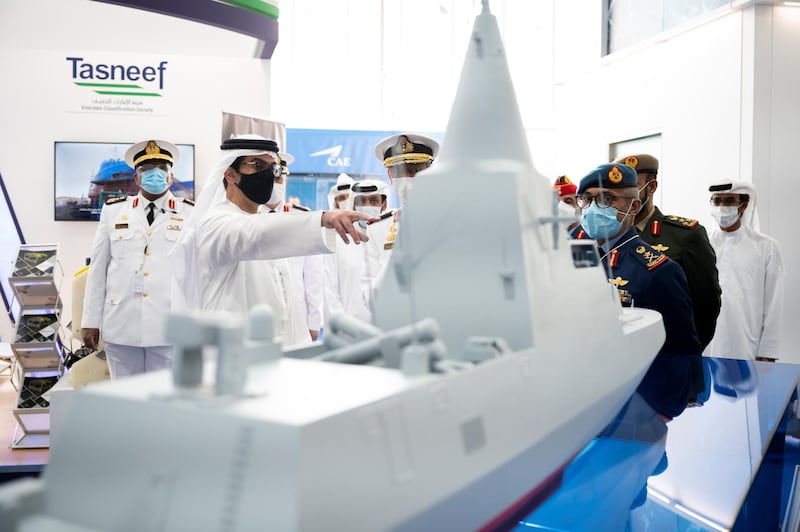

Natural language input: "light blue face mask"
[581,201,622,239]
[140,167,169,195]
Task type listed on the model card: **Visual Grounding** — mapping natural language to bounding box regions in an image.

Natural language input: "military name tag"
[384,242,394,250]
[115,223,128,229]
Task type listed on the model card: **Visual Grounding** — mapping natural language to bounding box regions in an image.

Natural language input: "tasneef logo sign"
[67,57,168,97]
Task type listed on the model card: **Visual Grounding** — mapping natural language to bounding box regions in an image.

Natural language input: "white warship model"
[0,2,665,531]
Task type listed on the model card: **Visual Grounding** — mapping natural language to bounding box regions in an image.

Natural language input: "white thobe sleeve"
[199,209,335,267]
[757,241,784,358]
[303,254,325,331]
[323,252,345,327]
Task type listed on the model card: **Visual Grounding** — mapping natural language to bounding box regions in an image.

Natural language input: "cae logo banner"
[67,56,168,97]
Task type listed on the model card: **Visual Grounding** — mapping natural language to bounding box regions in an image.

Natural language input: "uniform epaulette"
[182,198,195,206]
[105,195,128,205]
[662,215,698,229]
[633,243,669,271]
[292,204,310,212]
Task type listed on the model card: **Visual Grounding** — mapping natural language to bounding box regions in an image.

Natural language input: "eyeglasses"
[576,193,635,210]
[709,196,741,207]
[239,159,281,178]
[137,163,170,172]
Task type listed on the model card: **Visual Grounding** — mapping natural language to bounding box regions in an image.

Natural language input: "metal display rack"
[7,244,64,449]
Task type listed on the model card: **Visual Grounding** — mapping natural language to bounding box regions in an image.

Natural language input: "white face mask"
[710,205,741,228]
[268,182,286,206]
[391,177,413,208]
[636,182,651,214]
[355,205,381,227]
[557,200,579,220]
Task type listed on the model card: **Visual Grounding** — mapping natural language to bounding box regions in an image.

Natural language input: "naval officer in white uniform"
[82,139,193,378]
[363,133,439,309]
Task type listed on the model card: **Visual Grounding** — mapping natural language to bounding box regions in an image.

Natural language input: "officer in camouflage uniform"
[613,153,721,352]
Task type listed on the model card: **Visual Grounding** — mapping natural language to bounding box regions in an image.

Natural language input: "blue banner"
[286,128,442,176]
[284,128,443,210]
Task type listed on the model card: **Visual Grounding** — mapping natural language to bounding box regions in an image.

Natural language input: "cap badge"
[608,166,623,184]
[394,136,413,154]
[145,140,161,157]
[624,156,639,169]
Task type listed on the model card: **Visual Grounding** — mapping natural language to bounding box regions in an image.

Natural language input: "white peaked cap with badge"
[374,133,439,167]
[125,139,180,168]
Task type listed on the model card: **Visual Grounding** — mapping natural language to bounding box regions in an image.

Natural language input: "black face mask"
[235,169,274,204]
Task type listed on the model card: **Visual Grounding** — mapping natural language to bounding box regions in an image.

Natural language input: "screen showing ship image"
[54,141,195,221]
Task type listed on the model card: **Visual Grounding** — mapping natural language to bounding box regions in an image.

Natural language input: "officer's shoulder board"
[662,214,698,230]
[291,203,310,212]
[104,195,129,206]
[632,242,669,271]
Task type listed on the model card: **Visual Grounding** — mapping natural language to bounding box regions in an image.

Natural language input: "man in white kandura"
[327,172,354,210]
[324,179,392,324]
[706,180,784,361]
[173,135,375,334]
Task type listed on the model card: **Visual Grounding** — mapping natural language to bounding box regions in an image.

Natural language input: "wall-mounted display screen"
[54,142,195,221]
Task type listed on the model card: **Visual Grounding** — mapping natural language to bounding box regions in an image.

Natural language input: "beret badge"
[608,166,623,184]
[624,156,639,169]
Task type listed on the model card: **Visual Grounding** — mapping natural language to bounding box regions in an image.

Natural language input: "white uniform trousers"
[104,342,172,379]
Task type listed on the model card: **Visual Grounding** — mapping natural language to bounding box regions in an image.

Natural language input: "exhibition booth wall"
[0,2,270,341]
